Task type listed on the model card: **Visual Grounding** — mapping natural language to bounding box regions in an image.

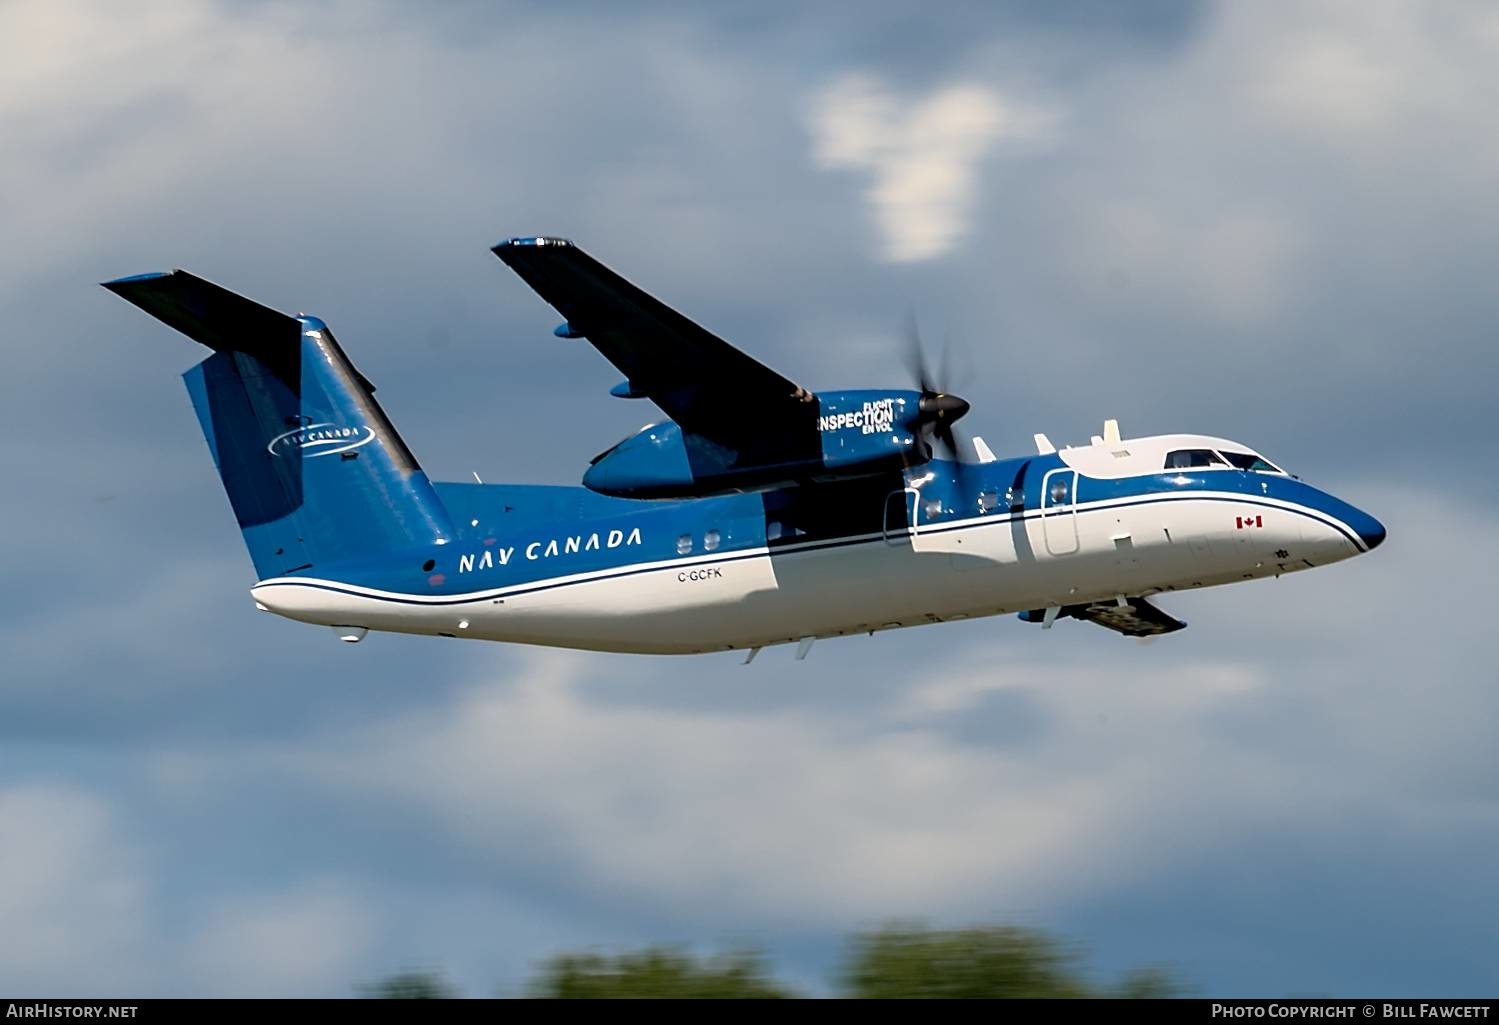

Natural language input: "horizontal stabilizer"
[102,270,301,362]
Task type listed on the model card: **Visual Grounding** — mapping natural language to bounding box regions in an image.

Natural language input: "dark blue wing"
[492,238,820,467]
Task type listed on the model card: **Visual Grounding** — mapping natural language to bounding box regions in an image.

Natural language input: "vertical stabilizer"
[105,270,453,578]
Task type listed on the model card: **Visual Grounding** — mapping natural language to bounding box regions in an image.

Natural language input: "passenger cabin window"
[703,529,721,552]
[1165,449,1229,470]
[978,490,1000,513]
[676,533,693,555]
[1221,451,1284,474]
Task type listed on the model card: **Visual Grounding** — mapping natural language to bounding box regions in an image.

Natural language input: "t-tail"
[103,270,454,578]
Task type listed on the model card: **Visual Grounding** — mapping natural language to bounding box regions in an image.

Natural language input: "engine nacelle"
[583,421,697,497]
[582,389,930,499]
[812,391,921,476]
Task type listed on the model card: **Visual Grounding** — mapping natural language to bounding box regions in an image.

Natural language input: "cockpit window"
[1164,449,1229,470]
[1221,451,1284,474]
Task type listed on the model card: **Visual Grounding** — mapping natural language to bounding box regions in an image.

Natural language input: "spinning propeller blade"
[904,314,971,463]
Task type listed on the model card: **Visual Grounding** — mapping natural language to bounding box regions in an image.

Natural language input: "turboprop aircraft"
[104,237,1385,658]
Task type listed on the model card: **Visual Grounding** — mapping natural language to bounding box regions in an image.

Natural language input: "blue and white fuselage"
[104,242,1384,656]
[250,432,1384,654]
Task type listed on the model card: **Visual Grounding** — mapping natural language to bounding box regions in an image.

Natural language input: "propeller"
[904,314,971,463]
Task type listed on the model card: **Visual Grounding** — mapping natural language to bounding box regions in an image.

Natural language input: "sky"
[2,0,1496,997]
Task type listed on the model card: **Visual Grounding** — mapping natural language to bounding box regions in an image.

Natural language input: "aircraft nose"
[1343,505,1386,552]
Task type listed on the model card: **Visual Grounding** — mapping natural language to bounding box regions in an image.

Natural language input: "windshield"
[1220,451,1284,474]
[1164,449,1229,470]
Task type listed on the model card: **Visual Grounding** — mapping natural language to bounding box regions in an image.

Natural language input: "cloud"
[184,881,377,997]
[270,653,1164,922]
[0,783,152,993]
[0,780,382,996]
[1061,201,1305,329]
[0,557,245,700]
[807,73,1049,262]
[1237,1,1499,146]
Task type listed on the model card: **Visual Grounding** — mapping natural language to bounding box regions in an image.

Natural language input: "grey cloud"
[0,783,153,993]
[182,880,378,997]
[0,779,384,996]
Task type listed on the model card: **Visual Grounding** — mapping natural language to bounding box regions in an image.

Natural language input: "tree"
[842,924,1094,999]
[359,969,457,999]
[528,947,794,999]
[1114,965,1182,999]
[362,926,1182,998]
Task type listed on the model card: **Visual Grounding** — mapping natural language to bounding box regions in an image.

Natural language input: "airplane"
[104,237,1386,659]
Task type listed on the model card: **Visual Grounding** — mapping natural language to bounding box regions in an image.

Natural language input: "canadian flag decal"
[1236,514,1263,529]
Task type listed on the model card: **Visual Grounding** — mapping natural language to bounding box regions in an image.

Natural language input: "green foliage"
[842,924,1094,999]
[528,947,794,999]
[1114,965,1183,999]
[360,926,1181,999]
[359,969,457,999]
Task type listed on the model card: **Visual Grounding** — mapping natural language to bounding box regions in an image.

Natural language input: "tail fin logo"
[267,422,377,459]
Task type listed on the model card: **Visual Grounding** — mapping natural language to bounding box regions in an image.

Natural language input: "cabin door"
[883,488,938,552]
[1040,468,1079,556]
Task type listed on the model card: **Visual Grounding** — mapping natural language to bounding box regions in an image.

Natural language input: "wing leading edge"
[492,237,820,468]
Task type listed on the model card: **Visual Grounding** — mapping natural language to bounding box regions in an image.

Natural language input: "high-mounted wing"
[492,238,820,468]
